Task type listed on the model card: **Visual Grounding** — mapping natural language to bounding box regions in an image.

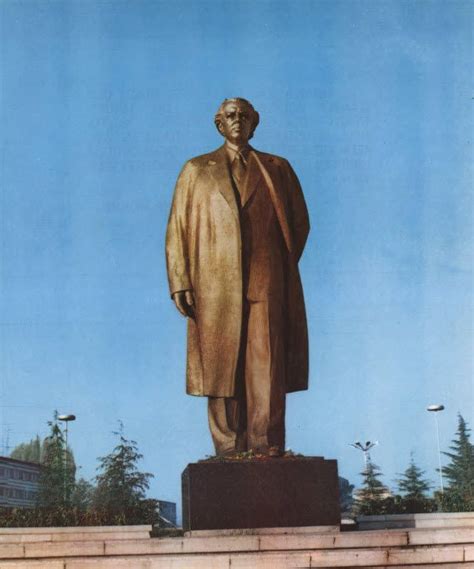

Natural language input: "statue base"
[182,456,341,531]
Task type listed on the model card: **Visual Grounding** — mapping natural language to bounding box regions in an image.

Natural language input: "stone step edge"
[0,531,472,559]
[0,545,472,568]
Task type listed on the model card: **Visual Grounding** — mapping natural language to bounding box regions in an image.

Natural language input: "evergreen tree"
[354,460,390,515]
[397,454,431,500]
[36,414,76,508]
[394,454,435,513]
[71,478,95,512]
[94,422,154,521]
[441,414,474,511]
[10,436,43,463]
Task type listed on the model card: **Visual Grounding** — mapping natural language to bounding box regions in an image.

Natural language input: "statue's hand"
[172,290,195,319]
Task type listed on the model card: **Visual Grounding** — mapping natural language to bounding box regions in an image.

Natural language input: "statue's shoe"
[220,449,240,459]
[268,446,284,458]
[249,446,269,456]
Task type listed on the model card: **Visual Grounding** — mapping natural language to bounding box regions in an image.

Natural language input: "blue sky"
[0,0,472,513]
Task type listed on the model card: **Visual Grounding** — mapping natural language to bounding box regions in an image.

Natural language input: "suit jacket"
[166,145,310,397]
[239,150,288,301]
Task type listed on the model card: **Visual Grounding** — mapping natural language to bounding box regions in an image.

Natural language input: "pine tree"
[441,414,474,511]
[354,460,390,515]
[71,478,95,512]
[397,454,431,500]
[36,414,76,508]
[394,454,435,513]
[94,422,154,522]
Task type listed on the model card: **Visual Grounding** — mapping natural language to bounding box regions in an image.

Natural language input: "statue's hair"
[214,98,260,140]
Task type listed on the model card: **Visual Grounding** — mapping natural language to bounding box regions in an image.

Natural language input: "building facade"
[0,457,41,508]
[158,500,177,527]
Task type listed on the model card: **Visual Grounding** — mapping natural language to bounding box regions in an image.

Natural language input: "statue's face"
[218,101,253,146]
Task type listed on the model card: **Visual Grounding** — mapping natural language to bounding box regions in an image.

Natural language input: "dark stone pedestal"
[182,456,340,531]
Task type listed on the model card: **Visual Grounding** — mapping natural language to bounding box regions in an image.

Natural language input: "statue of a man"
[166,98,309,457]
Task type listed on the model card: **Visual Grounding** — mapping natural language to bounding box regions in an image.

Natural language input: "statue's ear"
[215,121,225,136]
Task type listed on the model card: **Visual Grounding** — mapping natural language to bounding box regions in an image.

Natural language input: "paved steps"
[0,524,472,567]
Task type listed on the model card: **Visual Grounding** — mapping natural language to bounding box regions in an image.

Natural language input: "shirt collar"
[225,141,251,163]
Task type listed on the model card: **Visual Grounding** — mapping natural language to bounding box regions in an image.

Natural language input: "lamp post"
[58,414,76,503]
[350,440,378,470]
[427,404,444,496]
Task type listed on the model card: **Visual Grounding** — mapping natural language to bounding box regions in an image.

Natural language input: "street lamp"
[58,414,76,502]
[350,440,378,469]
[427,404,445,496]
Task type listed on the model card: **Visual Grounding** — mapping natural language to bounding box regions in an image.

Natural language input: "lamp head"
[427,405,444,412]
[58,414,76,422]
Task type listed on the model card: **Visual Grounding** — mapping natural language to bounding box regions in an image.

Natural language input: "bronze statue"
[166,98,309,457]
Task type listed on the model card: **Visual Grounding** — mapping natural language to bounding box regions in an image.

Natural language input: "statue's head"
[214,98,260,145]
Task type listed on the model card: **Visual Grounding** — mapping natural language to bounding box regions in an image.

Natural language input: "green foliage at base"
[436,490,474,513]
[0,501,160,528]
[356,494,437,516]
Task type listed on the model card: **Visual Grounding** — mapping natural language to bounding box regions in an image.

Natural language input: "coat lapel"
[206,146,294,255]
[250,150,294,255]
[207,146,239,220]
[240,152,261,207]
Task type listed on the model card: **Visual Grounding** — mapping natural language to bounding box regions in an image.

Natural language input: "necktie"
[231,151,247,196]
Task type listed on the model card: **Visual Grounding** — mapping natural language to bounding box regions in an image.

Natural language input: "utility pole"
[427,404,445,496]
[58,414,76,503]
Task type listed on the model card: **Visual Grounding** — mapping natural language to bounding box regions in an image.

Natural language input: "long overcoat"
[166,145,310,397]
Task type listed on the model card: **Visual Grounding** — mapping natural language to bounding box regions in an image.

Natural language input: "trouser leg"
[207,299,286,455]
[207,303,249,456]
[208,397,240,455]
[245,300,286,451]
[208,396,248,455]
